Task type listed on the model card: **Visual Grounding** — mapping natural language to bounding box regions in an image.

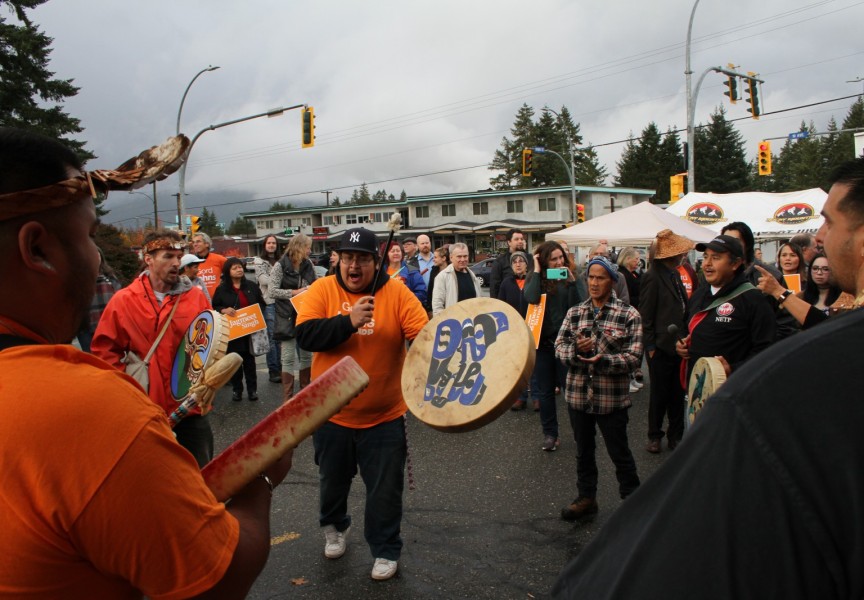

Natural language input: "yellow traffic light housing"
[745,72,761,119]
[576,203,585,223]
[670,174,685,203]
[521,148,533,177]
[757,141,772,176]
[190,215,202,234]
[723,75,738,104]
[302,106,315,148]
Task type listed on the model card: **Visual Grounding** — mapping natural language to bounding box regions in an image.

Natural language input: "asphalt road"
[209,354,670,600]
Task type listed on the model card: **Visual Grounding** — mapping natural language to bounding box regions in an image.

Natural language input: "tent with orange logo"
[664,188,828,240]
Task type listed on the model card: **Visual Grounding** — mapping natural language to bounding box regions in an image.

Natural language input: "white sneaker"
[323,525,349,559]
[633,380,644,389]
[629,381,641,393]
[371,557,398,580]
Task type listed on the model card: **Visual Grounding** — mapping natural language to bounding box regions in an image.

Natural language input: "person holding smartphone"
[524,241,586,452]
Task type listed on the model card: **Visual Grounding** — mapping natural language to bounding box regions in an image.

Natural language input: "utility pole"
[321,190,332,206]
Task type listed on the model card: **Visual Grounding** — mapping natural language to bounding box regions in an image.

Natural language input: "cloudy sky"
[23,0,864,227]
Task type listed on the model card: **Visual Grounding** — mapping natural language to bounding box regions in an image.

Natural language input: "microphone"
[667,324,687,342]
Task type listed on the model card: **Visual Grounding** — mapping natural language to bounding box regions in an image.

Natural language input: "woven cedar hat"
[654,229,694,259]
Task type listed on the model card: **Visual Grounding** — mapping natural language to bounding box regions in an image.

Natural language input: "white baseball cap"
[180,253,205,269]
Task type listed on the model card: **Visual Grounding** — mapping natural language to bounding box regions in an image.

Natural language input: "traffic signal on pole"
[301,106,315,148]
[190,215,202,234]
[521,148,533,177]
[669,174,685,203]
[757,141,772,176]
[723,75,738,104]
[576,203,585,223]
[745,72,760,119]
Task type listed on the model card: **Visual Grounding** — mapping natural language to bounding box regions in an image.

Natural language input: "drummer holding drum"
[675,235,775,386]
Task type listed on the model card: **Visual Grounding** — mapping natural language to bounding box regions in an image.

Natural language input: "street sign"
[283,227,294,235]
[788,131,810,140]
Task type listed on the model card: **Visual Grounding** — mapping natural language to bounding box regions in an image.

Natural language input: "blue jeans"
[313,417,407,561]
[535,348,566,439]
[263,304,281,373]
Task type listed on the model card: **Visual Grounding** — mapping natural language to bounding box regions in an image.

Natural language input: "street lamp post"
[177,104,307,234]
[685,0,702,193]
[128,190,158,228]
[176,65,220,136]
[541,108,577,225]
[174,66,220,227]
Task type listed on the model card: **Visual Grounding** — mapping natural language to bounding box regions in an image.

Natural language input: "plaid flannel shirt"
[555,296,643,414]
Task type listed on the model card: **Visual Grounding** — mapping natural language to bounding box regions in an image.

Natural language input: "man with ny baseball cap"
[675,234,774,383]
[295,227,428,581]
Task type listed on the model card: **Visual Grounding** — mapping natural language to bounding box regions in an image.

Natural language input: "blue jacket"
[391,262,427,304]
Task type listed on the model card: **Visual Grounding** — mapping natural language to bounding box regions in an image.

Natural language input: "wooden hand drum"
[686,356,727,429]
[170,310,230,400]
[401,297,535,432]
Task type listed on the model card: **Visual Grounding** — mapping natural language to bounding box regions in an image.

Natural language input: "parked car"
[309,252,330,266]
[469,258,495,288]
[243,256,256,272]
[313,265,328,279]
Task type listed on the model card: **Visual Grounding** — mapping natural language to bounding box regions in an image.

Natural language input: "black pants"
[646,348,685,443]
[230,349,258,395]
[173,414,214,468]
[567,406,640,499]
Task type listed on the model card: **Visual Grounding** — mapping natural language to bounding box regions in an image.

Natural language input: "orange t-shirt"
[295,277,428,428]
[0,343,238,599]
[196,252,227,299]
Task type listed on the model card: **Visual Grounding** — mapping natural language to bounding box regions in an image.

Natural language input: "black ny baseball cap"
[695,235,744,260]
[337,227,379,254]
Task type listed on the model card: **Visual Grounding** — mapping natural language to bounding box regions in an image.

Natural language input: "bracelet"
[258,473,275,495]
[777,289,793,305]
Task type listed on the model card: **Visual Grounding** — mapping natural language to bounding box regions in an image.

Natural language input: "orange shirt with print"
[196,252,227,299]
[296,277,428,428]
[0,339,238,599]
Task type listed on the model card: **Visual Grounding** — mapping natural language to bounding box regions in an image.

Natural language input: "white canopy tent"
[664,189,828,240]
[544,200,716,248]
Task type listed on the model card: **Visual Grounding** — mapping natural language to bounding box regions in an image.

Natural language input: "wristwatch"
[777,289,793,305]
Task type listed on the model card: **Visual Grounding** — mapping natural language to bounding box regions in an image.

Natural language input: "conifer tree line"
[490,99,864,202]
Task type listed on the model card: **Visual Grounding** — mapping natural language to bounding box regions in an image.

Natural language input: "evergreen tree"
[199,207,221,236]
[837,97,864,164]
[349,189,359,205]
[269,201,293,211]
[532,108,562,187]
[693,106,749,193]
[574,145,607,187]
[399,190,407,202]
[331,196,342,207]
[357,183,371,204]
[656,127,684,203]
[226,217,255,236]
[772,121,823,192]
[489,104,535,190]
[0,1,93,162]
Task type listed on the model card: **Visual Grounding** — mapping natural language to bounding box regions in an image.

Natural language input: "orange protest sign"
[524,294,546,349]
[227,304,267,340]
[783,273,802,294]
[289,288,309,313]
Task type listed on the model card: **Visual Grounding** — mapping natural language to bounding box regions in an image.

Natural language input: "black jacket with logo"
[686,270,775,375]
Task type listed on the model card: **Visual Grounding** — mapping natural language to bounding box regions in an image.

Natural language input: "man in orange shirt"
[0,127,292,599]
[192,231,227,299]
[296,227,428,581]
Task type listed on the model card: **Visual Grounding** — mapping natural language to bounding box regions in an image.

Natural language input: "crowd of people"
[3,123,863,598]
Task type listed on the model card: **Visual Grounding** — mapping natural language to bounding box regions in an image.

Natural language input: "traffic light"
[723,75,738,104]
[745,72,760,119]
[757,141,772,176]
[190,215,202,234]
[669,174,685,203]
[576,203,585,223]
[521,148,533,177]
[301,106,315,148]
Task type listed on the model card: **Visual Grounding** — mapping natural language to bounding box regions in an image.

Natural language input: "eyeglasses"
[340,254,375,266]
[811,266,831,273]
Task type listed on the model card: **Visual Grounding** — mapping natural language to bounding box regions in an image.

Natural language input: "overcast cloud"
[25,0,864,227]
